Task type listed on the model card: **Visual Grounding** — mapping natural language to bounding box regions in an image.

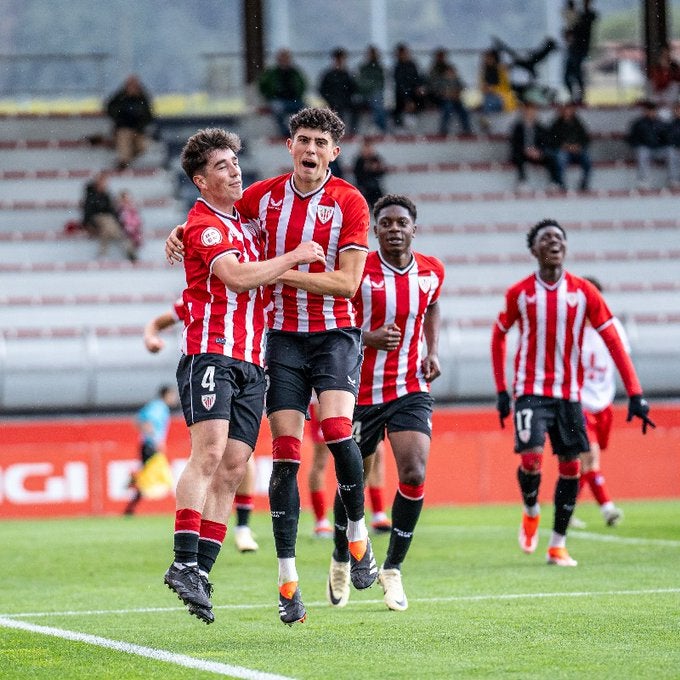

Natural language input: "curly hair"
[373,193,417,223]
[288,107,345,144]
[180,128,242,184]
[526,218,567,249]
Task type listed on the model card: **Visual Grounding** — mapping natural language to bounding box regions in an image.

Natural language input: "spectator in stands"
[82,171,138,261]
[494,36,558,105]
[353,136,388,208]
[105,74,154,170]
[319,47,359,134]
[478,49,516,133]
[392,43,427,129]
[355,45,388,134]
[258,48,307,137]
[548,101,592,191]
[648,44,680,110]
[626,99,671,189]
[509,101,563,190]
[427,49,472,136]
[124,384,178,516]
[664,101,680,187]
[563,0,598,104]
[117,190,144,251]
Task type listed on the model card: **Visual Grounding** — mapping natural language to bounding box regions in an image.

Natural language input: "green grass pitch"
[2,501,679,679]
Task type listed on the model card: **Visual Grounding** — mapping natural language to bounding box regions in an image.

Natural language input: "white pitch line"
[0,616,295,680]
[3,587,680,620]
[570,530,680,546]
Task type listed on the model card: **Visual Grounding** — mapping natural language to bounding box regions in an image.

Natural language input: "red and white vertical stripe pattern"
[355,251,445,406]
[237,172,370,332]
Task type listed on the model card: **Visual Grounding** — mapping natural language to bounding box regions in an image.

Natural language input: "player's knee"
[320,416,353,444]
[398,460,426,488]
[558,458,581,478]
[272,436,301,463]
[520,452,542,474]
[398,481,425,501]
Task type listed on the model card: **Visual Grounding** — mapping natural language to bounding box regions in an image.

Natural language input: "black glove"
[497,391,511,429]
[627,395,655,435]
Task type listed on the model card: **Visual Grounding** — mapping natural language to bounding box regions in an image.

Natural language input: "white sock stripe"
[397,488,424,501]
[324,435,352,445]
[272,458,301,464]
[173,529,199,536]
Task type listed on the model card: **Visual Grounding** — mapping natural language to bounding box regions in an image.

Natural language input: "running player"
[574,276,628,527]
[162,128,324,624]
[327,194,444,612]
[491,219,654,567]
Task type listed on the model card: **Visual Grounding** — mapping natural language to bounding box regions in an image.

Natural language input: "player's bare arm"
[277,248,367,298]
[422,301,442,382]
[363,323,401,351]
[213,241,325,293]
[143,311,177,353]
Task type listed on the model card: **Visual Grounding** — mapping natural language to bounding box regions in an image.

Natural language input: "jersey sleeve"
[583,280,615,330]
[338,189,370,251]
[172,297,185,323]
[429,258,446,305]
[184,218,240,270]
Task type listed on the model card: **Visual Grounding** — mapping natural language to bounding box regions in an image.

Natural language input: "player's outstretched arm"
[143,312,177,353]
[214,241,325,293]
[277,249,367,298]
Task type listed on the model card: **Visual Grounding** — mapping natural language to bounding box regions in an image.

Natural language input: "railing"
[0,53,111,97]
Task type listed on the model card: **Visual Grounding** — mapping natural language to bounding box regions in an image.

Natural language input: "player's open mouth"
[302,159,316,168]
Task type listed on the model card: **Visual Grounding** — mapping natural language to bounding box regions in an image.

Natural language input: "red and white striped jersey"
[354,250,445,405]
[237,172,370,332]
[493,271,616,401]
[180,199,265,365]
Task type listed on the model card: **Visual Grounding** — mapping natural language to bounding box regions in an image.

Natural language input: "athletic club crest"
[201,394,216,410]
[316,205,334,224]
[418,275,432,293]
[566,292,579,307]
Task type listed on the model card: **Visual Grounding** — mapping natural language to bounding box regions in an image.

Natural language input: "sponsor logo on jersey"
[418,275,432,293]
[525,295,536,304]
[201,227,223,247]
[269,198,283,210]
[201,394,216,410]
[316,205,334,224]
[566,292,579,307]
[369,277,385,289]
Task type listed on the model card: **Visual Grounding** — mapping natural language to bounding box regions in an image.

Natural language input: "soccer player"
[123,384,177,516]
[144,298,260,552]
[327,194,445,612]
[166,108,376,625]
[573,276,628,527]
[163,127,324,624]
[491,219,655,567]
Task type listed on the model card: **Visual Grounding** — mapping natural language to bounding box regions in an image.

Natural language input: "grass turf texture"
[1,501,679,679]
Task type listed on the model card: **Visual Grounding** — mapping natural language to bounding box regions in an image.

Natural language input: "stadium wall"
[1,404,678,519]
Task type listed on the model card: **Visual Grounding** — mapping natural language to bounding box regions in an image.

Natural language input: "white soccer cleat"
[326,556,351,608]
[378,566,408,611]
[546,546,578,567]
[603,506,623,527]
[234,526,259,553]
[568,516,587,529]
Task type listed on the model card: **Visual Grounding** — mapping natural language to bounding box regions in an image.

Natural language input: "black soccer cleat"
[278,586,307,625]
[187,573,215,625]
[164,563,213,610]
[349,537,378,590]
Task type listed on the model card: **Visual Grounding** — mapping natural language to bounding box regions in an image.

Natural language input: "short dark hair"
[526,218,567,249]
[288,107,346,144]
[373,193,417,222]
[180,128,241,183]
[584,276,602,292]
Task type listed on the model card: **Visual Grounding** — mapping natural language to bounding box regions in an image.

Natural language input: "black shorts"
[352,392,434,458]
[513,395,589,457]
[176,353,266,449]
[264,328,363,416]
